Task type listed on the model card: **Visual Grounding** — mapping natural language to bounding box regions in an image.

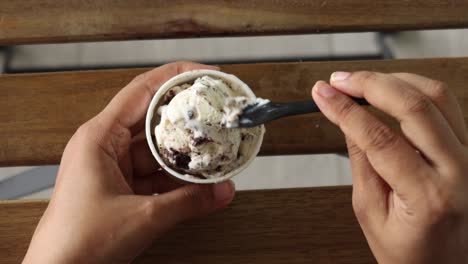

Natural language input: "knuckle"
[140,199,160,221]
[355,71,379,86]
[67,119,104,152]
[168,61,191,74]
[364,122,398,151]
[131,72,148,83]
[74,122,93,141]
[428,80,450,103]
[403,92,433,116]
[335,99,360,124]
[75,123,88,136]
[108,122,132,159]
[425,185,459,223]
[346,140,363,158]
[181,186,215,209]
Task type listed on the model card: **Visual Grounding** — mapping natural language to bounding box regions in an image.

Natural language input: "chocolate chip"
[167,148,191,170]
[193,137,212,146]
[174,153,191,169]
[215,166,222,172]
[187,110,195,119]
[161,90,176,105]
[241,134,253,141]
[161,149,172,160]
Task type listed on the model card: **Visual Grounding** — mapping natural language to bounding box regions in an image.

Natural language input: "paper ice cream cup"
[145,69,265,184]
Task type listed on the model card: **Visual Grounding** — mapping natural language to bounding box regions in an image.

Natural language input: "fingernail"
[331,71,351,82]
[315,81,337,98]
[213,180,235,203]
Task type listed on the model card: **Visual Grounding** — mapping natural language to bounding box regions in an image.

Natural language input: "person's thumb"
[141,180,235,236]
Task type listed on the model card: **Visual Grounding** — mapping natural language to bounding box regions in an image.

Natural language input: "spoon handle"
[271,98,369,118]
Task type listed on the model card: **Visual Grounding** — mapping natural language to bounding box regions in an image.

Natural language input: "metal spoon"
[237,98,369,128]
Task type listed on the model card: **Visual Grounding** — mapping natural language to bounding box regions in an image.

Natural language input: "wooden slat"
[0,186,376,264]
[1,58,468,166]
[1,1,468,45]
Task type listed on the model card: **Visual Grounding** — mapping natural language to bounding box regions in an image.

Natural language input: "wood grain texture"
[1,58,468,166]
[0,186,376,264]
[1,0,468,44]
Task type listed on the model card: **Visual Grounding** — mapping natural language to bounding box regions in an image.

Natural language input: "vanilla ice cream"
[222,97,271,128]
[155,75,263,179]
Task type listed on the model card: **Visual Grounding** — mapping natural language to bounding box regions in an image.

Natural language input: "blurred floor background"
[1,29,467,199]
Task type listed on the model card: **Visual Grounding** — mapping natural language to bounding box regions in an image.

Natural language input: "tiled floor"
[1,30,467,199]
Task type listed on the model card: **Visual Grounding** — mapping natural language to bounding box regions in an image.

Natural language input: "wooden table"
[1,1,468,263]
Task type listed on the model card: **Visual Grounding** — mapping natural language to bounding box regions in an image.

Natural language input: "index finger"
[101,62,219,135]
[312,81,433,199]
[330,71,465,169]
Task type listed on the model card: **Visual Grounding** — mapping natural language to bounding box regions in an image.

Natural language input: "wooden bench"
[1,1,468,263]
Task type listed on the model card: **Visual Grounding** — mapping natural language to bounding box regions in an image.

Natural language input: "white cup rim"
[145,69,265,184]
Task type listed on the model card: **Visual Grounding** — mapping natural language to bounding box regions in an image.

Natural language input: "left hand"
[23,62,236,264]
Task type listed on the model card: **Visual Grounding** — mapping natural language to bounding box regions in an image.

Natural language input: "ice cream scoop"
[146,70,265,183]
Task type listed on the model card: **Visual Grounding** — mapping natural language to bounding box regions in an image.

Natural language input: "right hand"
[312,71,468,263]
